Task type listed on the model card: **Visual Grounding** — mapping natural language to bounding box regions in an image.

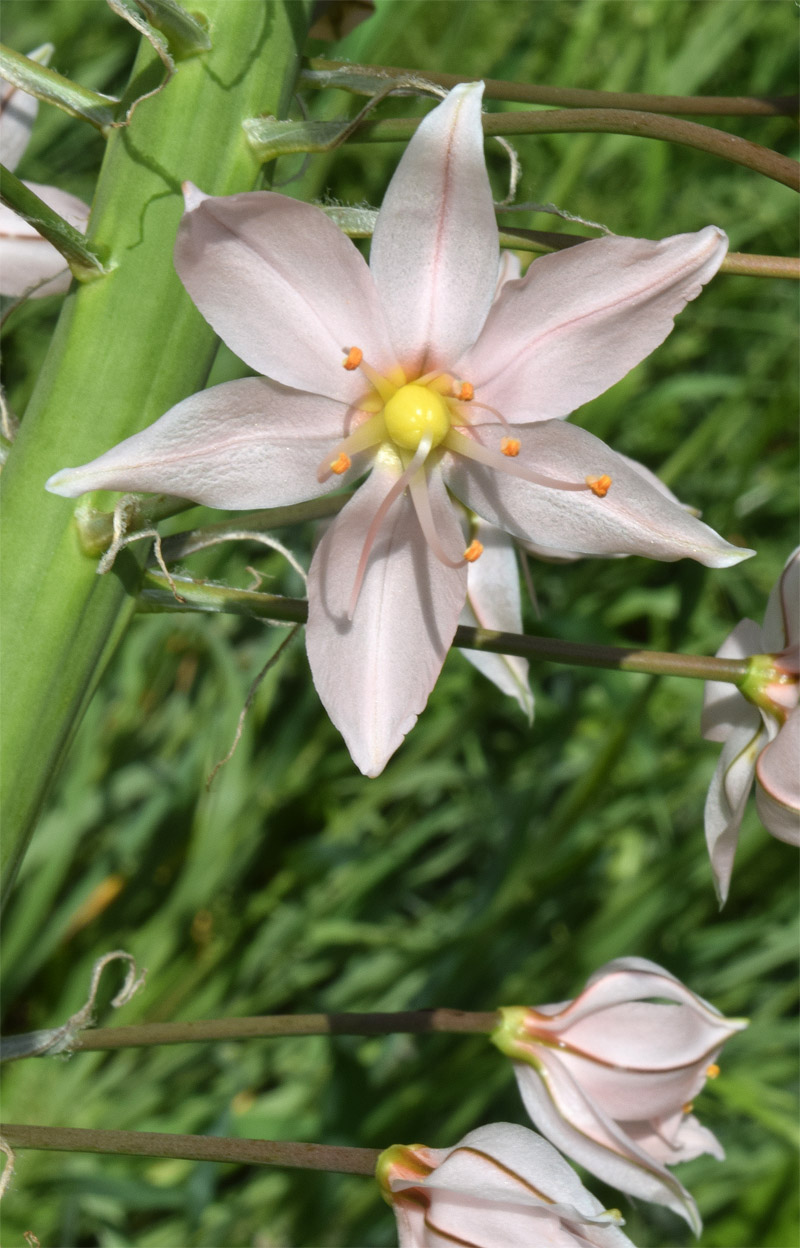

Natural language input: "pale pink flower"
[47,83,751,775]
[702,548,800,902]
[0,48,90,297]
[377,1122,635,1248]
[491,956,747,1234]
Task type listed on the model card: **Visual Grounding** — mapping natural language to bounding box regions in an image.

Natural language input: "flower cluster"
[47,82,750,776]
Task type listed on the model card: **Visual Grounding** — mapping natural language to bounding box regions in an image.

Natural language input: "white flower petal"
[370,83,499,376]
[457,227,728,422]
[460,520,534,720]
[306,453,467,775]
[174,187,396,402]
[444,420,752,568]
[46,378,355,508]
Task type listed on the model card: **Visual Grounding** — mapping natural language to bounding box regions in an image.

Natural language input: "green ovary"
[383,384,451,452]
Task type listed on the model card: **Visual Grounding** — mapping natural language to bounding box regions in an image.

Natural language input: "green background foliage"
[1,1,797,1245]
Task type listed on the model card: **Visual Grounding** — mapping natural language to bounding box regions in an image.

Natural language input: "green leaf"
[0,42,118,132]
[0,164,111,282]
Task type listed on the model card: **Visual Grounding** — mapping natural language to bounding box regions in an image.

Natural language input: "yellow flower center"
[383,384,451,452]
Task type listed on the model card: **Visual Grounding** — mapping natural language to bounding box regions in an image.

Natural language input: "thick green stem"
[137,572,750,684]
[304,58,800,118]
[0,0,313,905]
[0,1124,378,1175]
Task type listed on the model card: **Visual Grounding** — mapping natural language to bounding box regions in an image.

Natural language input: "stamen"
[347,435,433,620]
[682,1102,694,1115]
[408,470,469,570]
[316,413,386,483]
[464,399,514,436]
[501,437,521,458]
[464,540,483,562]
[457,382,474,402]
[586,474,612,498]
[444,428,596,494]
[343,346,363,371]
[341,347,400,403]
[706,1063,720,1079]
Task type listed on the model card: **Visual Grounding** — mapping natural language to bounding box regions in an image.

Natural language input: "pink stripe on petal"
[756,708,800,845]
[175,190,396,403]
[444,420,751,568]
[306,454,467,776]
[457,227,727,423]
[46,378,354,508]
[370,83,499,377]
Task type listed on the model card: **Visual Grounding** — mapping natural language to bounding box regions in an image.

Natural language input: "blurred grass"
[1,1,798,1246]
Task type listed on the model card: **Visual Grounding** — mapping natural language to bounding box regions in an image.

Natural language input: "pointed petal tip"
[44,467,81,498]
[181,181,208,211]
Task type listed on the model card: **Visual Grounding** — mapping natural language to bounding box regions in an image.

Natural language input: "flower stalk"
[248,107,800,191]
[304,58,800,118]
[0,1124,379,1175]
[138,569,752,685]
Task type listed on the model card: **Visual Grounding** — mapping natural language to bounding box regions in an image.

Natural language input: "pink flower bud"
[377,1122,635,1247]
[491,957,747,1233]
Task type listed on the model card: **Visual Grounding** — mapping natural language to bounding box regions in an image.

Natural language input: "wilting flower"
[702,548,800,902]
[377,1122,635,1247]
[491,957,747,1233]
[0,46,90,297]
[47,83,750,776]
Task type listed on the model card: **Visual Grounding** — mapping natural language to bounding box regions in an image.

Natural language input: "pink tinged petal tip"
[306,453,467,777]
[370,82,500,377]
[444,420,753,569]
[174,188,396,404]
[456,226,728,423]
[45,378,356,509]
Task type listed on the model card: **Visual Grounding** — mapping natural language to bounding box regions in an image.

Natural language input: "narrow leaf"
[0,43,118,132]
[135,0,211,58]
[0,165,111,281]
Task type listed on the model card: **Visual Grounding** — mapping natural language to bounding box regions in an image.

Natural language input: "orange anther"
[501,437,521,458]
[463,540,484,563]
[586,473,612,498]
[706,1063,720,1080]
[682,1102,694,1115]
[458,381,474,401]
[343,347,363,371]
[330,453,352,475]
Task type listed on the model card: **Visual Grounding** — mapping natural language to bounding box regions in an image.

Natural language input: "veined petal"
[444,420,752,568]
[538,957,743,1037]
[46,378,356,508]
[370,83,499,376]
[704,716,767,905]
[175,187,396,403]
[701,619,764,741]
[460,520,534,721]
[306,451,467,776]
[512,1059,701,1233]
[0,183,90,298]
[624,1112,724,1166]
[756,708,800,845]
[762,547,800,651]
[457,227,727,422]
